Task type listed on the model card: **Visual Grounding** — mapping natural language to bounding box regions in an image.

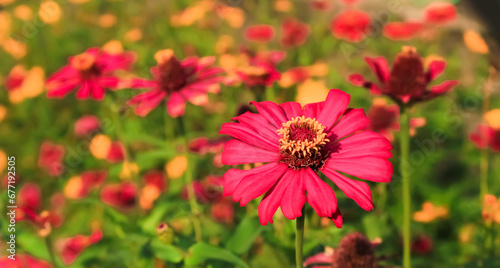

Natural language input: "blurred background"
[1,0,500,267]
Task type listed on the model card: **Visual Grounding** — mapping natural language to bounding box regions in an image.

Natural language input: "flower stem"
[176,116,203,242]
[400,106,411,268]
[295,208,305,268]
[45,235,58,268]
[480,148,489,200]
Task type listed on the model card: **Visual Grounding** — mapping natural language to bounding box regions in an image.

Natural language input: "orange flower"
[413,202,448,223]
[4,65,45,103]
[102,40,124,54]
[90,134,112,159]
[99,14,117,28]
[217,5,245,28]
[3,38,27,59]
[119,161,139,180]
[482,194,500,224]
[0,150,6,174]
[464,30,489,54]
[124,28,142,42]
[39,1,62,24]
[295,79,329,106]
[0,12,11,45]
[274,0,292,12]
[165,155,187,179]
[14,5,34,21]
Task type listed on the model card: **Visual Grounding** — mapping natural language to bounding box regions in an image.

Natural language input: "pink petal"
[258,174,291,225]
[302,101,325,118]
[365,56,390,83]
[232,163,288,206]
[429,80,459,94]
[166,92,186,117]
[233,112,280,145]
[76,82,91,99]
[130,78,157,89]
[134,91,166,116]
[280,169,305,219]
[322,167,374,211]
[426,60,446,82]
[219,122,279,151]
[330,209,343,228]
[330,108,370,140]
[279,101,303,120]
[304,253,333,267]
[222,139,279,165]
[90,81,105,101]
[325,156,393,183]
[317,89,350,130]
[332,131,393,159]
[348,73,367,87]
[223,163,278,197]
[303,168,338,217]
[251,101,288,128]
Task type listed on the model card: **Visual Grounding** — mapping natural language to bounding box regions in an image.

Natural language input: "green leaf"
[185,243,250,268]
[150,238,184,263]
[225,216,264,254]
[17,232,50,260]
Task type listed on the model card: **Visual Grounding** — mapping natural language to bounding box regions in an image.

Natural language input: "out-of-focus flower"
[139,171,167,210]
[100,182,137,209]
[281,18,309,47]
[102,40,124,55]
[64,171,107,199]
[170,0,210,27]
[341,0,359,4]
[124,27,143,42]
[4,65,45,103]
[0,10,12,46]
[0,254,51,268]
[236,65,281,88]
[383,22,423,40]
[58,230,102,265]
[18,183,42,213]
[220,90,393,226]
[470,110,500,152]
[181,175,223,204]
[99,13,117,28]
[74,115,101,137]
[38,141,65,177]
[485,109,500,129]
[331,10,371,42]
[459,224,475,243]
[310,0,333,11]
[166,155,188,179]
[0,150,6,174]
[68,0,91,3]
[211,197,234,224]
[216,4,245,28]
[245,25,275,42]
[46,48,133,100]
[295,79,329,106]
[39,1,62,24]
[127,49,223,117]
[349,46,459,105]
[482,194,500,224]
[90,134,112,159]
[119,160,139,180]
[0,0,14,5]
[3,38,27,59]
[0,105,5,123]
[106,142,125,163]
[304,232,380,268]
[156,222,174,244]
[14,5,34,21]
[189,136,229,155]
[424,2,456,24]
[274,0,292,12]
[280,67,310,88]
[411,235,433,255]
[413,202,448,223]
[463,30,489,54]
[215,35,234,54]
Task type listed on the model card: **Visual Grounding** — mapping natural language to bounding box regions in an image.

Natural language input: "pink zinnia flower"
[46,48,133,100]
[470,125,500,152]
[38,141,65,177]
[59,230,102,265]
[424,2,457,24]
[236,50,284,88]
[74,115,101,137]
[100,182,137,209]
[331,10,371,42]
[127,49,223,117]
[18,183,42,213]
[383,22,423,40]
[281,18,310,47]
[245,25,275,42]
[349,46,459,104]
[219,89,393,226]
[0,254,52,268]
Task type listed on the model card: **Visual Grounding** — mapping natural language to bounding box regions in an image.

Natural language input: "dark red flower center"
[277,116,329,170]
[388,46,426,97]
[155,49,187,93]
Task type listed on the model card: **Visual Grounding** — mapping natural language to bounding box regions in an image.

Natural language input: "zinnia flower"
[74,115,101,137]
[59,230,102,265]
[219,89,393,226]
[46,47,132,100]
[383,21,423,40]
[348,46,459,105]
[424,2,456,24]
[281,18,310,47]
[331,10,371,42]
[38,141,65,177]
[244,25,275,42]
[470,109,500,152]
[127,49,223,117]
[100,182,137,209]
[0,254,51,268]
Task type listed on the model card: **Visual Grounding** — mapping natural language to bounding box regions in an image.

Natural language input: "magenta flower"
[127,49,224,117]
[219,89,393,226]
[349,46,459,105]
[46,48,133,100]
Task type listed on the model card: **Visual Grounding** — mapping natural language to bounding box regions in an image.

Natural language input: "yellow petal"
[165,155,187,179]
[296,79,329,106]
[90,134,112,159]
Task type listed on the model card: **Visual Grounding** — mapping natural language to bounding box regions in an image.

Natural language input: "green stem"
[265,86,276,102]
[295,208,305,268]
[45,235,58,268]
[177,116,203,242]
[480,147,489,200]
[400,106,411,268]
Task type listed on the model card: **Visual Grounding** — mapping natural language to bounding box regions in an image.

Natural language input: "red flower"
[46,48,133,100]
[281,18,310,47]
[245,25,275,42]
[383,22,423,40]
[411,235,433,255]
[470,125,500,152]
[181,175,223,204]
[236,50,284,88]
[74,115,101,137]
[424,2,457,24]
[59,230,102,265]
[341,0,359,4]
[18,183,42,212]
[310,0,333,11]
[38,141,65,177]
[100,182,137,209]
[106,142,125,163]
[188,136,230,155]
[211,197,235,224]
[331,10,371,42]
[349,46,459,104]
[127,49,223,117]
[0,254,52,268]
[219,89,393,226]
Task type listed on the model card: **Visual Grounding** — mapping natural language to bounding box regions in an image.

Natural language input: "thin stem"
[45,235,58,268]
[177,116,203,242]
[295,208,305,268]
[480,148,489,199]
[400,106,411,268]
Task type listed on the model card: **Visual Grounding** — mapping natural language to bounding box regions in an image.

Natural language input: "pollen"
[277,116,330,170]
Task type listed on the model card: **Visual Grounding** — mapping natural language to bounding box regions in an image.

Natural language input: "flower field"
[0,0,499,267]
